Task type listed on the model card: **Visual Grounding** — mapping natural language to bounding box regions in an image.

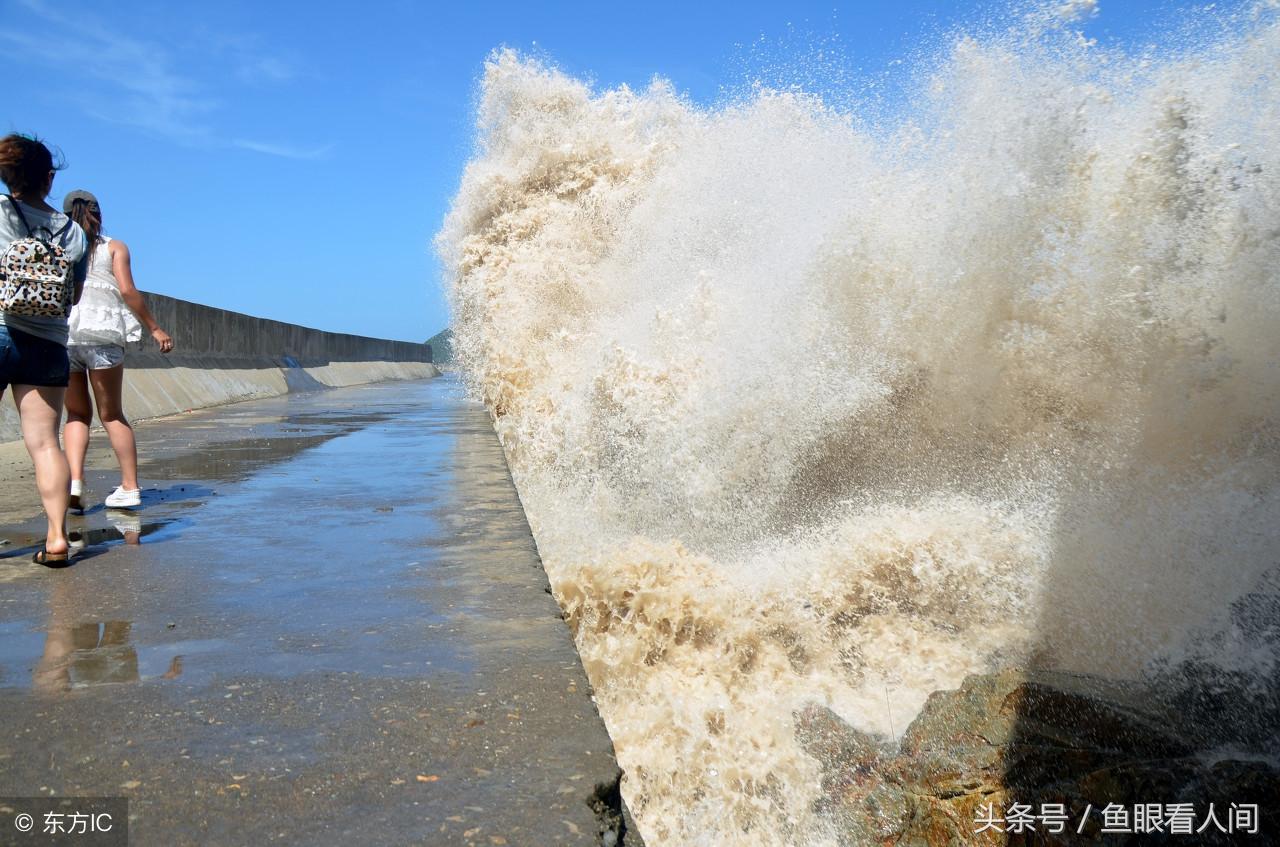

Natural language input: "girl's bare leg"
[89,366,138,490]
[14,384,69,555]
[63,370,93,485]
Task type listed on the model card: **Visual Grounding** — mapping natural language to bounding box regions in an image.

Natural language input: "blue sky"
[0,0,1219,342]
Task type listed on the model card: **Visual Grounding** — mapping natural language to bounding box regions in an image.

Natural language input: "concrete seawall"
[0,292,439,442]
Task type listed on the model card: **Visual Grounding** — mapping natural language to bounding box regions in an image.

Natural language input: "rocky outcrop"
[796,670,1280,845]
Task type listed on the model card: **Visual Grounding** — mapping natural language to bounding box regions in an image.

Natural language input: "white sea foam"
[438,7,1280,843]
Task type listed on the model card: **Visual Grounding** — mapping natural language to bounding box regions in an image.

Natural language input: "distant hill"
[425,328,453,364]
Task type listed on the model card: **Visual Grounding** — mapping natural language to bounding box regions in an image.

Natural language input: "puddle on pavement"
[140,413,393,483]
[69,517,181,550]
[0,519,180,570]
[283,412,392,428]
[143,434,347,482]
[31,621,171,695]
[1,380,480,691]
[0,616,189,694]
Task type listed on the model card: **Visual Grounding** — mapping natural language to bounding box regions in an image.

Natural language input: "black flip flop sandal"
[33,548,71,567]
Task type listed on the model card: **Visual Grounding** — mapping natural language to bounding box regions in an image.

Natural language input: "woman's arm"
[110,239,174,354]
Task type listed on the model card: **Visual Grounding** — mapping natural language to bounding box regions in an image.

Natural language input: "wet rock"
[795,703,886,769]
[796,670,1280,845]
[1147,575,1280,753]
[588,769,644,847]
[793,704,913,844]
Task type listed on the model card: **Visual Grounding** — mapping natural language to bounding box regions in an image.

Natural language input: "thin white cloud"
[189,25,306,86]
[0,4,215,141]
[0,0,325,157]
[232,139,336,161]
[236,55,300,85]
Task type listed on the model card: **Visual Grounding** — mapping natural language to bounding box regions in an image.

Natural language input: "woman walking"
[0,134,89,565]
[62,190,173,511]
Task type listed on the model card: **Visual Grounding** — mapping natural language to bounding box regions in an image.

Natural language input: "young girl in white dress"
[62,190,173,511]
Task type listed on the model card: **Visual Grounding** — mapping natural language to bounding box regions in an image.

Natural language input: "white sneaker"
[69,479,85,513]
[104,486,142,509]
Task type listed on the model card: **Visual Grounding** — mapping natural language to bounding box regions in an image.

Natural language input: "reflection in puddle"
[35,621,131,693]
[105,510,142,544]
[68,518,176,552]
[32,520,184,694]
[33,621,184,695]
[0,518,181,571]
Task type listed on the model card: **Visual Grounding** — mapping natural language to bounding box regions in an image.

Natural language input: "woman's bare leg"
[13,384,69,555]
[89,366,138,490]
[63,371,93,485]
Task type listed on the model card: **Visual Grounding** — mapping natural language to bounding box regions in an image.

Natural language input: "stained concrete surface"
[0,376,629,846]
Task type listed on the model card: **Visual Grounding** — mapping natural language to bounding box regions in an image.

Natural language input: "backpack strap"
[2,194,67,241]
[3,194,32,237]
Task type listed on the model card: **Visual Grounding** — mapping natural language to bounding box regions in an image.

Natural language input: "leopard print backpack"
[0,194,76,318]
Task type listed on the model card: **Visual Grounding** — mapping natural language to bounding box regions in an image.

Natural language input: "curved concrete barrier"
[0,293,439,442]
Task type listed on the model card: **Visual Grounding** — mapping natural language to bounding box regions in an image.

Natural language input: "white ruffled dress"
[68,236,142,348]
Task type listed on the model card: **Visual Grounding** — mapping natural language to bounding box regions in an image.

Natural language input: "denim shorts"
[0,323,70,392]
[68,343,126,373]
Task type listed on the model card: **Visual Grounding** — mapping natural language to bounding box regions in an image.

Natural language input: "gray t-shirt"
[0,194,89,346]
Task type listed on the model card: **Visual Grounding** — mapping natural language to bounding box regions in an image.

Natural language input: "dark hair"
[66,197,103,265]
[0,133,65,197]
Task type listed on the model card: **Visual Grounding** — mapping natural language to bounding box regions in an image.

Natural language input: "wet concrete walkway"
[0,376,627,846]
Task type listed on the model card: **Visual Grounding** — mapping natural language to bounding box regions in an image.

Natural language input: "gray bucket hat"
[62,189,99,212]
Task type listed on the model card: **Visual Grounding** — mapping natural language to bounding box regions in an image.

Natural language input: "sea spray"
[438,8,1280,844]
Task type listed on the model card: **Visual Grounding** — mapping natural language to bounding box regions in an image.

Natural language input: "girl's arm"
[110,240,174,354]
